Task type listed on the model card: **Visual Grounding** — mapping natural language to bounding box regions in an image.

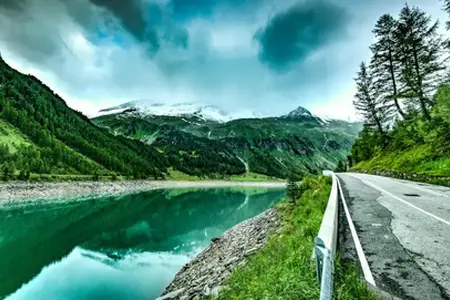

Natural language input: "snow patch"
[96,101,232,123]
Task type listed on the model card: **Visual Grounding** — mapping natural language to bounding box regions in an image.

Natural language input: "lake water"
[0,187,285,300]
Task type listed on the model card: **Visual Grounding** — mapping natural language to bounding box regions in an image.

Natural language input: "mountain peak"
[285,106,313,118]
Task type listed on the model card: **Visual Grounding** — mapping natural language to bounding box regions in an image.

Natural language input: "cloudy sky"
[0,0,447,119]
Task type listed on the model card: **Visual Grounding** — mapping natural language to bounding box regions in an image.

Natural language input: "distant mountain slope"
[93,105,362,178]
[94,115,244,177]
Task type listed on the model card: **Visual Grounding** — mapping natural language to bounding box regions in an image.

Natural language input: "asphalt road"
[337,173,450,300]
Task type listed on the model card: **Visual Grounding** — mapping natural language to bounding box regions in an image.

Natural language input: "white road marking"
[336,176,377,286]
[353,176,450,227]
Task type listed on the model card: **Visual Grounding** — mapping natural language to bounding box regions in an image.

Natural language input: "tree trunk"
[412,45,431,120]
[388,47,406,118]
[419,97,432,120]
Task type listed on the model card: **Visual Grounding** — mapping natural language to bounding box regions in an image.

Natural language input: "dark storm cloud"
[0,0,189,60]
[88,0,161,53]
[255,1,348,70]
[0,0,26,11]
[0,0,68,66]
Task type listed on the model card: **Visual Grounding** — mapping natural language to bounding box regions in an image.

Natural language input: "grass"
[4,170,282,183]
[353,144,450,177]
[167,168,283,182]
[167,168,201,181]
[230,172,282,182]
[0,119,31,152]
[214,176,375,300]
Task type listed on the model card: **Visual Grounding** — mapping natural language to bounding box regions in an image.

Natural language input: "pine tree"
[286,173,303,204]
[371,14,406,118]
[394,5,444,120]
[335,160,346,172]
[354,62,391,138]
[444,0,450,30]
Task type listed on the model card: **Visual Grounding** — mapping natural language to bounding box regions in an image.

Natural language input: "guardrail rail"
[314,172,339,300]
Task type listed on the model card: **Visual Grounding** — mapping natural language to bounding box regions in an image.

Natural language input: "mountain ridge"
[96,101,353,124]
[92,105,363,178]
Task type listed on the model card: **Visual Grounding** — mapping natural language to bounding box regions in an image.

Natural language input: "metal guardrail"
[315,171,339,300]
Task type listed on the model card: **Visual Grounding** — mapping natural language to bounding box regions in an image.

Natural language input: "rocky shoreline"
[159,208,281,300]
[0,180,285,204]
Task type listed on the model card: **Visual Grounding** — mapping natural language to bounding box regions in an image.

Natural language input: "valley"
[0,56,361,181]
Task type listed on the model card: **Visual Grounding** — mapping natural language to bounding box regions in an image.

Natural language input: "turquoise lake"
[0,187,285,299]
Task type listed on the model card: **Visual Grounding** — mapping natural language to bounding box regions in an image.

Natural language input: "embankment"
[159,208,281,299]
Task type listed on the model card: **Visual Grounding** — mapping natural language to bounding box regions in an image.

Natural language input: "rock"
[202,285,210,296]
[244,247,259,256]
[155,288,185,300]
[210,286,223,296]
[160,208,281,299]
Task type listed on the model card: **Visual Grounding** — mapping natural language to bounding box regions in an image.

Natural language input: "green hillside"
[352,84,450,178]
[0,119,31,152]
[0,57,245,179]
[93,111,362,178]
[0,57,168,179]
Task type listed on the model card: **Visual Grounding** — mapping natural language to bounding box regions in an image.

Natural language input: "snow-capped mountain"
[97,101,232,123]
[284,106,313,118]
[96,101,351,125]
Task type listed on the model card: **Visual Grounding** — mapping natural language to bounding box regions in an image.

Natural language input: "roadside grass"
[353,144,450,177]
[334,260,377,300]
[214,175,375,300]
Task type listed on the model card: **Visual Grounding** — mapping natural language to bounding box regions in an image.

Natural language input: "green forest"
[0,57,246,180]
[351,3,450,178]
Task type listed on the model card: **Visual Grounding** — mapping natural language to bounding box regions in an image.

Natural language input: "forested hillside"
[351,3,450,178]
[93,109,362,179]
[0,56,170,179]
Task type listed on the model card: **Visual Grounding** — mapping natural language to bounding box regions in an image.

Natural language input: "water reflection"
[0,187,284,299]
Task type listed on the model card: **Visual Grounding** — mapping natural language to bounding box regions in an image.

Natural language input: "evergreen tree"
[334,160,346,172]
[354,62,390,139]
[286,173,303,204]
[371,14,406,118]
[2,165,10,181]
[394,5,444,120]
[444,0,450,30]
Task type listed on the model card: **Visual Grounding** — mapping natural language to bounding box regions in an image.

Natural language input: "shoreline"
[0,180,286,203]
[159,208,281,299]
